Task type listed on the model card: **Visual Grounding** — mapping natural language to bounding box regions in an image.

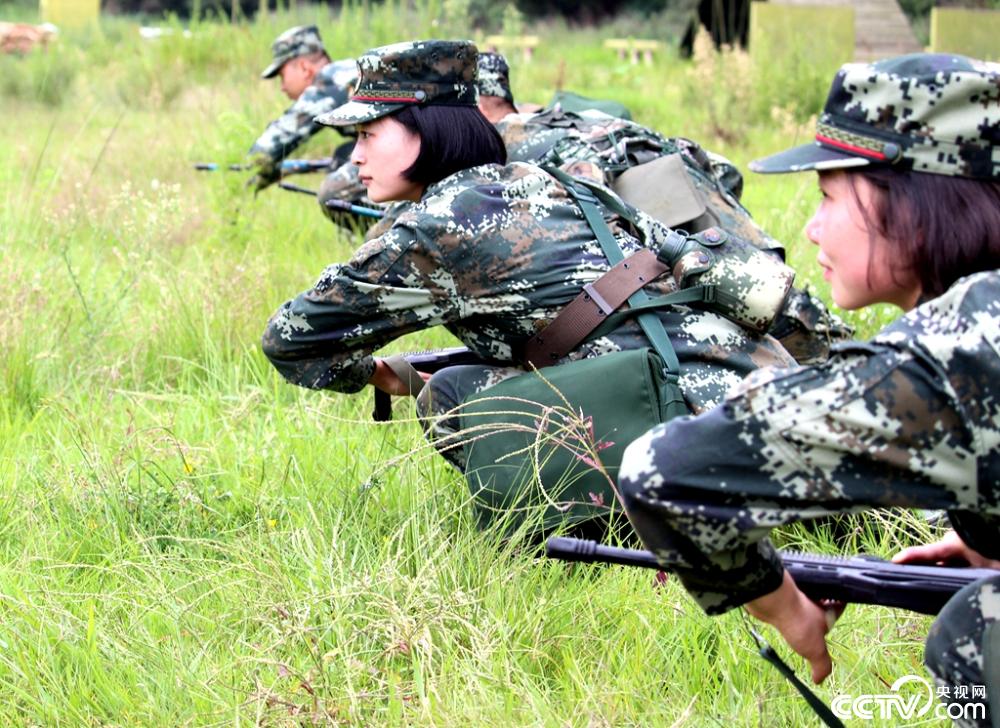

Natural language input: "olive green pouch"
[613,153,707,229]
[458,167,694,536]
[460,346,685,533]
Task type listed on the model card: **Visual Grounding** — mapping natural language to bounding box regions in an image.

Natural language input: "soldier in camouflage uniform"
[248,25,379,227]
[618,54,1000,725]
[476,51,852,366]
[260,40,796,471]
[248,26,355,190]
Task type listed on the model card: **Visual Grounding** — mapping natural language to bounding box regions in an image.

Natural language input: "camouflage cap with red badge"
[315,39,479,127]
[751,53,1000,180]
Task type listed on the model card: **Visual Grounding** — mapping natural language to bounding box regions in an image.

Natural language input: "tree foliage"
[97,0,669,23]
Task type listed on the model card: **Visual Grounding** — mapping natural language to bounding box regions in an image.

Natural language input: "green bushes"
[0,8,926,724]
[0,44,79,106]
[748,3,853,120]
[931,7,1000,60]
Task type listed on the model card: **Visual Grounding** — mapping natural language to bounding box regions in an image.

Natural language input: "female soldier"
[619,53,1000,723]
[260,39,794,472]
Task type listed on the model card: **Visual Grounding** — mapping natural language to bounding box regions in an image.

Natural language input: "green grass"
[0,5,943,725]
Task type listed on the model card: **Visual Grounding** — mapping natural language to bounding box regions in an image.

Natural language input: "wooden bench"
[604,38,663,65]
[484,34,540,62]
[0,22,57,54]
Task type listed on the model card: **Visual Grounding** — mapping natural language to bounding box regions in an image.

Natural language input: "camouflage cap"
[477,52,514,104]
[261,25,327,79]
[316,39,479,127]
[751,53,1000,180]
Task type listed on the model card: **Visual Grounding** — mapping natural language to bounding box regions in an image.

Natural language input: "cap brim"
[315,100,406,127]
[749,141,874,174]
[261,59,284,79]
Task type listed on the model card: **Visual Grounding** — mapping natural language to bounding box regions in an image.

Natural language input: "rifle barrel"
[545,536,997,616]
[195,159,330,174]
[325,199,385,219]
[278,181,318,196]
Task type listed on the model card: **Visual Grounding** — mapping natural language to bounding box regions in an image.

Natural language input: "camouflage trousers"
[414,364,523,470]
[316,162,385,231]
[925,574,1000,727]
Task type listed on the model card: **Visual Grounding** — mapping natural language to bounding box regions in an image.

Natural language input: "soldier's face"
[279,58,313,100]
[351,116,423,203]
[805,171,920,311]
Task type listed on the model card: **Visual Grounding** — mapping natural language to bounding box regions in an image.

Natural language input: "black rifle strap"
[743,619,845,728]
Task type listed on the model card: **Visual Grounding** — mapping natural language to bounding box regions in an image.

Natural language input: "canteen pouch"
[657,227,795,334]
[459,347,687,535]
[612,153,708,229]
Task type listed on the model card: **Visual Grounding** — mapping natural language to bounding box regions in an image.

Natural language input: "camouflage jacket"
[262,162,795,409]
[495,108,853,365]
[249,58,357,188]
[620,270,1000,614]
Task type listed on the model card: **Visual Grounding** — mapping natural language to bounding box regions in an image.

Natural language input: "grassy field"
[1,5,944,725]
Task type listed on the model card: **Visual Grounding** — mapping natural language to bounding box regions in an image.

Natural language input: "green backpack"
[548,90,632,120]
[459,171,694,536]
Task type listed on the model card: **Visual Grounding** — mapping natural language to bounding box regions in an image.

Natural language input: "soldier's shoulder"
[426,162,549,194]
[876,270,1000,349]
[908,270,998,325]
[316,58,358,90]
[400,164,560,231]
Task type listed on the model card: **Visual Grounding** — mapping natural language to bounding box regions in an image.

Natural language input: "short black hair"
[848,168,1000,299]
[393,105,507,188]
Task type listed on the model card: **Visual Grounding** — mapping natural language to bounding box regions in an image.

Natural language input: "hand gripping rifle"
[545,536,996,615]
[371,347,492,422]
[546,536,998,728]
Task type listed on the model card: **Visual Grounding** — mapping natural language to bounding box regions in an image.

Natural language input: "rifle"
[372,346,491,422]
[194,157,333,174]
[324,198,386,219]
[545,536,997,615]
[276,183,385,221]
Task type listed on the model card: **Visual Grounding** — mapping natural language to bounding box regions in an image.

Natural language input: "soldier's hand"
[246,154,279,193]
[745,570,840,684]
[246,173,273,193]
[368,358,430,396]
[893,529,1000,569]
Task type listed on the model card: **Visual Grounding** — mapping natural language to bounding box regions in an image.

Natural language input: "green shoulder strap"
[544,166,687,418]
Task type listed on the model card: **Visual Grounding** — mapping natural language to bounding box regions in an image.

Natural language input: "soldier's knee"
[618,423,669,512]
[924,575,1000,721]
[414,379,435,423]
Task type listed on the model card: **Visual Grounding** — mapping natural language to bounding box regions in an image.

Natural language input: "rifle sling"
[754,639,846,728]
[527,167,686,381]
[524,248,666,368]
[383,355,427,397]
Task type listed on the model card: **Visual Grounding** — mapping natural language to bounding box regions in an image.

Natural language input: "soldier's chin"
[365,187,390,203]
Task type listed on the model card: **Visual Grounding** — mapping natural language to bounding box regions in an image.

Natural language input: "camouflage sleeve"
[768,287,855,365]
[260,217,461,393]
[620,338,994,614]
[248,61,355,187]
